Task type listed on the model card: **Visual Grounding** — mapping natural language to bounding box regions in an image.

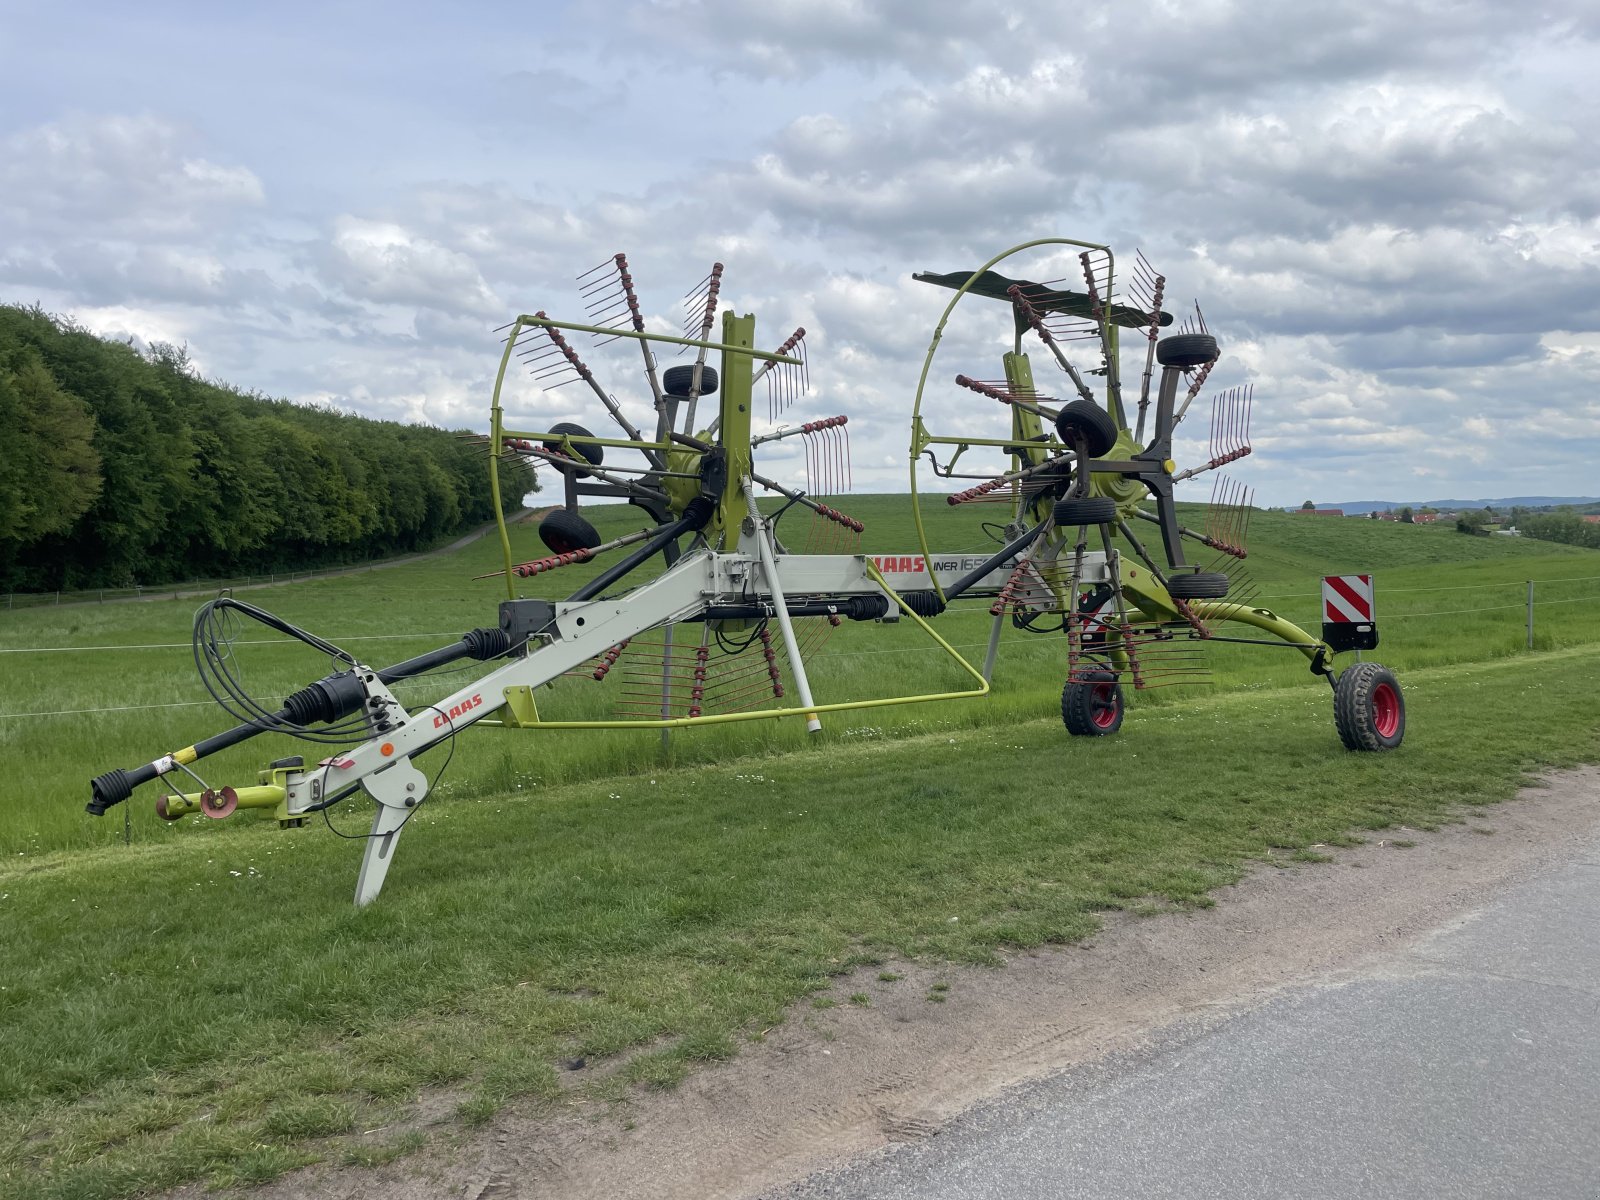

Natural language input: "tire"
[1052,495,1118,526]
[1062,671,1124,736]
[538,508,602,555]
[1053,399,1119,458]
[1165,571,1231,600]
[542,421,603,476]
[1156,333,1219,369]
[662,364,718,397]
[1333,662,1405,751]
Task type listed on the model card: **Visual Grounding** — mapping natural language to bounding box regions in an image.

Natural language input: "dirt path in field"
[167,766,1600,1200]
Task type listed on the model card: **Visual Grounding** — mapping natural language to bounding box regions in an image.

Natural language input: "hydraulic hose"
[87,625,519,815]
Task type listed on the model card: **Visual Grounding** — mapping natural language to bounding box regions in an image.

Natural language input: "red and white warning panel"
[1323,574,1374,623]
[1321,574,1378,651]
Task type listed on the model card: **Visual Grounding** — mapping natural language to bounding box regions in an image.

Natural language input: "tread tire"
[1333,662,1405,751]
[538,508,602,555]
[1053,495,1119,526]
[542,421,603,477]
[1155,333,1219,369]
[662,364,719,397]
[1062,671,1124,736]
[1165,571,1231,600]
[1053,399,1119,458]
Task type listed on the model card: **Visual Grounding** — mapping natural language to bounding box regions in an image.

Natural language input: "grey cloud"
[622,0,1028,80]
[0,113,263,239]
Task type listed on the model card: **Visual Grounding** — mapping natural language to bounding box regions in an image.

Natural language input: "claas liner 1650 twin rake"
[87,237,1406,906]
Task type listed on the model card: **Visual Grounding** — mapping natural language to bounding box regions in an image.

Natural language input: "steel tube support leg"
[744,480,823,732]
[982,609,1005,683]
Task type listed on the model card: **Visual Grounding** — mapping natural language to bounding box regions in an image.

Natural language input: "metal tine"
[1009,285,1098,405]
[1178,300,1210,338]
[1128,250,1162,309]
[754,327,807,420]
[1172,353,1219,428]
[680,263,723,341]
[523,311,659,466]
[581,253,668,433]
[1132,251,1166,443]
[679,263,723,431]
[1079,249,1124,419]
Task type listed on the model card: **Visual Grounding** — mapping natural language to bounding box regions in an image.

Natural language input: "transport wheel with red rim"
[1062,671,1124,737]
[1333,662,1405,751]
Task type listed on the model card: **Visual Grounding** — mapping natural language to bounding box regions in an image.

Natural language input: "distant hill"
[1294,497,1600,515]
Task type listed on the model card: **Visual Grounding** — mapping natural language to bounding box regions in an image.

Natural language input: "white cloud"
[1,1,1598,506]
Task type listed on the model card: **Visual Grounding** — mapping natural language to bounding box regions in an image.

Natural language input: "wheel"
[538,508,602,555]
[1165,571,1230,600]
[542,421,603,476]
[1062,671,1124,736]
[1053,398,1119,457]
[662,364,718,397]
[1333,662,1405,751]
[1052,495,1118,527]
[1155,333,1218,369]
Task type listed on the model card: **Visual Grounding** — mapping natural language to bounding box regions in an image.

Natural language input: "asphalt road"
[773,831,1600,1200]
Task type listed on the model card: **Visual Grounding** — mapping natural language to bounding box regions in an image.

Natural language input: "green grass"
[1,497,1598,1197]
[4,498,1598,856]
[2,648,1598,1198]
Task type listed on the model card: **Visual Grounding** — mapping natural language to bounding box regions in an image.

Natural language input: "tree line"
[1511,510,1600,550]
[0,304,535,591]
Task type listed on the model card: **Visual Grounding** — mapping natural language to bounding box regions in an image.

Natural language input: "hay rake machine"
[86,237,1405,906]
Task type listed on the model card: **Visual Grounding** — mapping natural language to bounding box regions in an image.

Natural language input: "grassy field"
[3,497,1597,856]
[2,498,1599,1198]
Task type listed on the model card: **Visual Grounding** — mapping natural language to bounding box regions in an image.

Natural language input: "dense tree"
[0,350,103,543]
[1520,511,1600,550]
[0,304,535,590]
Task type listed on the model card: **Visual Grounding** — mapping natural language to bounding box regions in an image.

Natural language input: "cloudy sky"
[3,0,1598,508]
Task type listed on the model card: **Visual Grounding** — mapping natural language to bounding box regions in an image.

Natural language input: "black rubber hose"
[87,626,520,816]
[377,626,516,684]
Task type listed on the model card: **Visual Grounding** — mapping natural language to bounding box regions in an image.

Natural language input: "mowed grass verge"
[3,647,1598,1200]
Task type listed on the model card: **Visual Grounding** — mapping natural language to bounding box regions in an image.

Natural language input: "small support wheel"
[1166,571,1231,600]
[538,509,602,555]
[542,421,603,477]
[1333,662,1405,751]
[1053,399,1119,458]
[662,364,718,397]
[1053,495,1118,527]
[1062,671,1124,737]
[1155,333,1219,369]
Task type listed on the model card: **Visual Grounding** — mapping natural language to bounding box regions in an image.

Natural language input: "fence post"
[1526,580,1534,649]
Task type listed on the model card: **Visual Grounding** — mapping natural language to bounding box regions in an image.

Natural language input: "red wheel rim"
[1091,682,1119,729]
[1372,682,1400,739]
